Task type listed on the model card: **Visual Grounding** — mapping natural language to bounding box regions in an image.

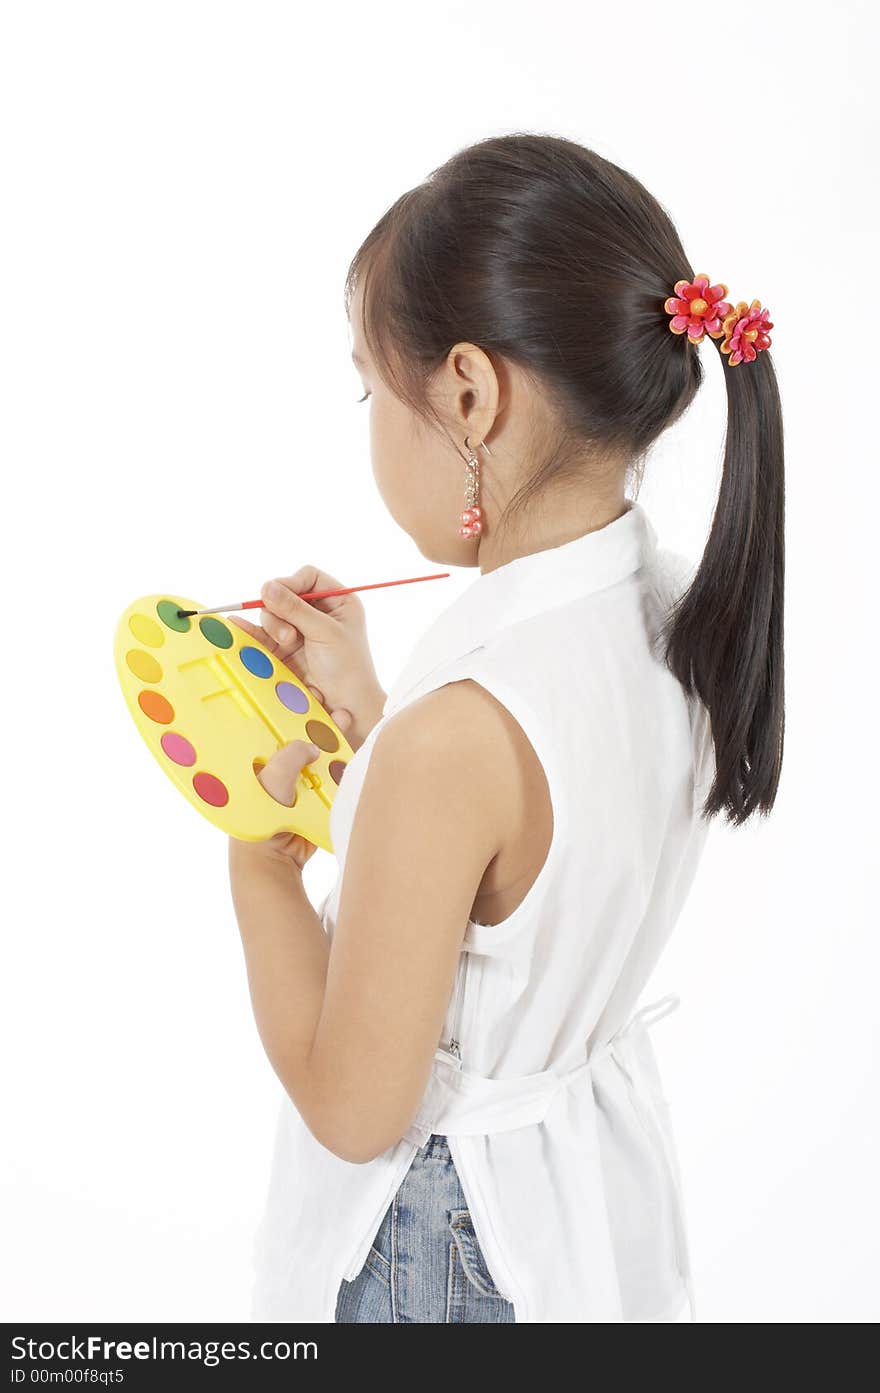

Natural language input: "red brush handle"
[242,572,450,606]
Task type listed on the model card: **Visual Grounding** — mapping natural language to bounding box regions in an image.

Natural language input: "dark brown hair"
[344,133,785,827]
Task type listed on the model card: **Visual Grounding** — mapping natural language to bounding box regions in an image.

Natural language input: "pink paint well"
[161,732,197,767]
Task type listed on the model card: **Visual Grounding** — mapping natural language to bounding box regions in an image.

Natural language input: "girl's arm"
[228,841,331,1103]
[229,679,519,1164]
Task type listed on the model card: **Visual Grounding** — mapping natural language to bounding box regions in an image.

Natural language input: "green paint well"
[157,600,191,632]
[199,616,234,649]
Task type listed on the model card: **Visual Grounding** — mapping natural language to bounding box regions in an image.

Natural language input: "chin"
[416,538,480,569]
[407,534,445,564]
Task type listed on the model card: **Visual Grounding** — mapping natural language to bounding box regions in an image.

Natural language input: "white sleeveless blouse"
[250,501,716,1324]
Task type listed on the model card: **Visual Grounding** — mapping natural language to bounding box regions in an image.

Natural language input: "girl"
[228,133,784,1324]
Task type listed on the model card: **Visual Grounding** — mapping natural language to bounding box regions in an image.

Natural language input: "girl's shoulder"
[372,674,554,927]
[373,674,536,826]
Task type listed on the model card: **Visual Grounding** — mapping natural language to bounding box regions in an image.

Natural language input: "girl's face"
[348,282,495,568]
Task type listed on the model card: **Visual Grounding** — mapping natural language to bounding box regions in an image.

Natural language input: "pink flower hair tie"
[718,299,774,367]
[663,274,773,366]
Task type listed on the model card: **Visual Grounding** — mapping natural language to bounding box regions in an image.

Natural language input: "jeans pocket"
[335,1242,393,1323]
[364,1242,391,1287]
[448,1208,508,1300]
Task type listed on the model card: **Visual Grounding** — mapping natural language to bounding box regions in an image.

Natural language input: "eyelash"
[357,391,371,403]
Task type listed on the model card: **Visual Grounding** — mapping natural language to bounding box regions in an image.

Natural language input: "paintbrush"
[177,571,450,618]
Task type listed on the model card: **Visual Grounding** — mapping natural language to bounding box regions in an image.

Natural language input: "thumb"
[257,739,321,806]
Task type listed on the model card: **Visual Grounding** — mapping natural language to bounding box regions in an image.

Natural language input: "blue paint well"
[240,646,273,679]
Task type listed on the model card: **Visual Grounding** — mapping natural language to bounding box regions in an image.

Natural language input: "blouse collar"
[384,500,658,715]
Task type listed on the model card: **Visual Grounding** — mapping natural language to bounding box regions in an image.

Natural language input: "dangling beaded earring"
[459,435,490,538]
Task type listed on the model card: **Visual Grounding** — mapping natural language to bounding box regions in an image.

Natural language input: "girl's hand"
[230,736,325,872]
[231,564,387,751]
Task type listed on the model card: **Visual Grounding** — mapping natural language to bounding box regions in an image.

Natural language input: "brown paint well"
[305,719,339,753]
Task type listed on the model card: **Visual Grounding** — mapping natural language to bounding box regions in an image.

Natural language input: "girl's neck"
[477,494,631,576]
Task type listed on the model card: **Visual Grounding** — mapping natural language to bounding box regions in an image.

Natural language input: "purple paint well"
[276,680,309,715]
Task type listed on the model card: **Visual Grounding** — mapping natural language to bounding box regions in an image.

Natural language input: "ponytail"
[658,347,785,826]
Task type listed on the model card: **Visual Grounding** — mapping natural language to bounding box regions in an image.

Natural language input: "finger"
[228,615,262,642]
[230,613,287,657]
[329,708,353,734]
[261,608,303,652]
[261,577,339,640]
[276,565,351,616]
[306,683,324,706]
[256,739,321,807]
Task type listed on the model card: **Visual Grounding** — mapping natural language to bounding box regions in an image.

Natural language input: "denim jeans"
[335,1133,516,1323]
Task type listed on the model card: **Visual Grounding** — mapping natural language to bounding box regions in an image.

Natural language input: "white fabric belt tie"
[403,991,697,1322]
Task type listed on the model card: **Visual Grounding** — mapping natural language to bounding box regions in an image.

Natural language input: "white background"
[1,1,876,1324]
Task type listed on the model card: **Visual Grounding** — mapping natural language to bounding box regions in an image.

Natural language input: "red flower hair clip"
[664,274,731,343]
[718,299,774,366]
[664,274,773,367]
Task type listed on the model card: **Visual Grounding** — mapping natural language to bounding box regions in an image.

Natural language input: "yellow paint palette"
[114,594,353,851]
